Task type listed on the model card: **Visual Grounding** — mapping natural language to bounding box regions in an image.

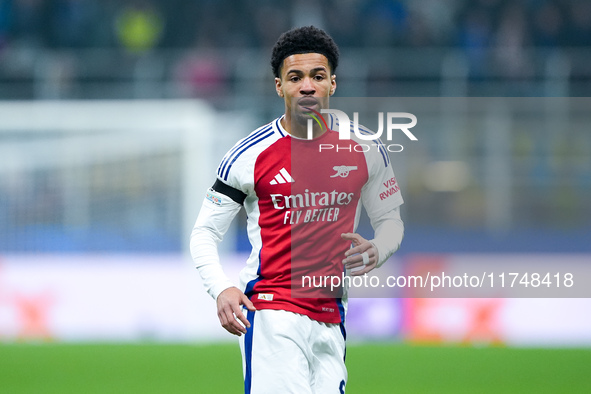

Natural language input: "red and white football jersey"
[213,116,403,324]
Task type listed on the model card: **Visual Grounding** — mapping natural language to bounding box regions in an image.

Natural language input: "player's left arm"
[342,140,404,275]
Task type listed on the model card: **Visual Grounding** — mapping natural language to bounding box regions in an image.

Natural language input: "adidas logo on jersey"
[270,167,295,185]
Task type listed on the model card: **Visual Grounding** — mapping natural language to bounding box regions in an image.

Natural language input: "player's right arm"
[190,180,255,336]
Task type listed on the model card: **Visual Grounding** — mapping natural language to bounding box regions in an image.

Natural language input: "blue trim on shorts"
[340,322,347,362]
[244,310,255,394]
[337,297,346,324]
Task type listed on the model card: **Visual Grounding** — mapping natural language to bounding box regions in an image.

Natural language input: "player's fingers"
[344,250,378,274]
[228,312,248,335]
[344,243,373,258]
[241,294,257,312]
[341,232,362,246]
[344,261,364,270]
[350,261,378,276]
[232,304,251,330]
[343,243,375,263]
[222,311,242,336]
[218,299,248,336]
[344,258,374,270]
[218,308,242,336]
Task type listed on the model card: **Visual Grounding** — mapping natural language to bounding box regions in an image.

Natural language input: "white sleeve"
[370,206,404,267]
[358,135,404,267]
[190,187,242,300]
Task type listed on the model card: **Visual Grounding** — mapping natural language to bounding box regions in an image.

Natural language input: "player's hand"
[216,287,256,336]
[341,233,378,276]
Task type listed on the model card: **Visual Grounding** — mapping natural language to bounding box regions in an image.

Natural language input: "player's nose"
[300,77,315,95]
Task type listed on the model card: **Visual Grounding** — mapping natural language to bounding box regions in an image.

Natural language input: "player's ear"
[330,75,336,96]
[275,77,284,98]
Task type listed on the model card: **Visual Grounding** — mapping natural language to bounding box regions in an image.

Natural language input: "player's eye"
[289,76,301,82]
[314,75,325,81]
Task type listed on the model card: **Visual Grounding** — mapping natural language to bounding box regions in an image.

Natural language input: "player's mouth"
[297,97,319,112]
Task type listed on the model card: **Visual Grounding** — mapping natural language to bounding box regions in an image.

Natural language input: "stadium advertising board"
[1,254,590,346]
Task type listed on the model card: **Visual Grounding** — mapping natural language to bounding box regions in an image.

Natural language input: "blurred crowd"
[1,1,590,253]
[0,0,589,53]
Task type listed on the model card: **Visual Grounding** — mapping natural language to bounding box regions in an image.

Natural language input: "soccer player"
[190,26,404,393]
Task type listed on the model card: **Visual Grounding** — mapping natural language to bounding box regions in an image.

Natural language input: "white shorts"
[239,309,347,394]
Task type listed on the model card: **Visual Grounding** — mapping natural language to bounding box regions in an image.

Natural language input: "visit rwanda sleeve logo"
[380,176,400,200]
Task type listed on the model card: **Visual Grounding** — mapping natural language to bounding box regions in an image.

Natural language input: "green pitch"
[1,342,590,393]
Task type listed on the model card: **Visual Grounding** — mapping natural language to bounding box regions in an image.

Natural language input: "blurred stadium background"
[1,0,590,392]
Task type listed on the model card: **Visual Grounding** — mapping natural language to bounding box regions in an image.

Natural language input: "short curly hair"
[271,26,339,78]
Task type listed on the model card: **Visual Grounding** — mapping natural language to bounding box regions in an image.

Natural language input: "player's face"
[275,53,336,127]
